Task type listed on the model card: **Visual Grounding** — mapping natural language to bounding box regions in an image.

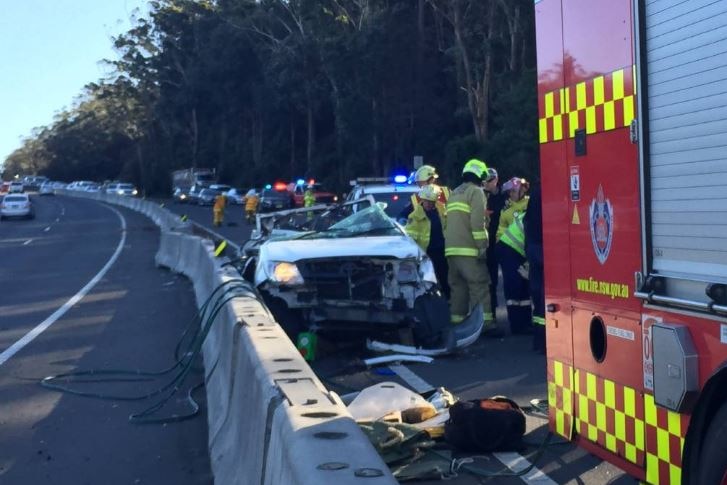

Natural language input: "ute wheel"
[697,400,727,485]
[260,291,303,339]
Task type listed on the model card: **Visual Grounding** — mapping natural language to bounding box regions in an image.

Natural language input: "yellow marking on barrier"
[214,240,228,257]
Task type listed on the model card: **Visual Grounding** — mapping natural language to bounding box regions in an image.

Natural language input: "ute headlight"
[180,194,187,199]
[419,257,437,284]
[333,195,339,202]
[270,262,305,285]
[117,189,124,195]
[132,189,138,195]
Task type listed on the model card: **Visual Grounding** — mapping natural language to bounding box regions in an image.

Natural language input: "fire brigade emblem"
[589,184,613,264]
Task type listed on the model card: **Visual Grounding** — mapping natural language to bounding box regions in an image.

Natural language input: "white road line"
[43,226,51,232]
[388,364,434,393]
[389,364,557,485]
[0,204,127,367]
[22,239,33,246]
[55,218,60,222]
[493,452,558,485]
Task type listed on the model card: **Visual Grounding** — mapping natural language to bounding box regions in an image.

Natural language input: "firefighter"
[524,184,545,353]
[444,159,497,332]
[400,165,450,221]
[405,184,450,298]
[496,177,532,335]
[244,189,259,223]
[483,167,507,319]
[213,192,227,227]
[304,184,316,220]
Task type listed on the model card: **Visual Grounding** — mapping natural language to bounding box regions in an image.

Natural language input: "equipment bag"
[444,397,526,452]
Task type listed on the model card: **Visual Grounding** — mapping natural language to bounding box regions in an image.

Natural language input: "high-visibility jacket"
[496,196,529,241]
[405,202,446,251]
[213,194,226,211]
[444,182,488,257]
[500,212,526,257]
[244,194,259,212]
[410,184,450,210]
[304,189,315,207]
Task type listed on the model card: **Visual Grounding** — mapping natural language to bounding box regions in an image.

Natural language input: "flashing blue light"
[296,178,305,185]
[265,184,272,190]
[393,175,408,184]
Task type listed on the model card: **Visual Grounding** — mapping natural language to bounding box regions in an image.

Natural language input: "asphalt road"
[167,196,638,485]
[0,195,212,485]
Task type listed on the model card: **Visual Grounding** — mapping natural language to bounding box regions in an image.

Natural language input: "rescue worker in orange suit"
[523,184,545,353]
[444,159,496,332]
[244,189,259,223]
[213,192,227,227]
[482,167,507,320]
[405,184,450,298]
[496,177,532,335]
[398,165,450,221]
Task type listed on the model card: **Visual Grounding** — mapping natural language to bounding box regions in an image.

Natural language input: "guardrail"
[59,190,396,485]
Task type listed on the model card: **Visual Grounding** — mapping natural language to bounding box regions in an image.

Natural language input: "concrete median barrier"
[60,189,396,485]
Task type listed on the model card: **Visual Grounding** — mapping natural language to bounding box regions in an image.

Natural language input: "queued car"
[172,187,190,204]
[241,199,481,352]
[196,188,219,205]
[39,182,55,195]
[346,177,420,221]
[258,184,295,213]
[226,188,248,205]
[106,183,138,196]
[8,181,24,194]
[1,193,34,220]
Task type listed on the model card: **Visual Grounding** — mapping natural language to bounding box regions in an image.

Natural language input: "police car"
[346,176,420,221]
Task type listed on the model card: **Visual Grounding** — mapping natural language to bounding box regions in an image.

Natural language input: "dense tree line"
[4,0,538,195]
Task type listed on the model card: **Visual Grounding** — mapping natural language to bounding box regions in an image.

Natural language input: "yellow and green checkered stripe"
[548,360,689,484]
[539,65,636,144]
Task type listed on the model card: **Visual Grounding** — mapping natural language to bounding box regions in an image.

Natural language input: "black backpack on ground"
[444,397,526,452]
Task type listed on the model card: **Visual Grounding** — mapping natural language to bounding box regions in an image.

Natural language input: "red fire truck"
[536,0,727,483]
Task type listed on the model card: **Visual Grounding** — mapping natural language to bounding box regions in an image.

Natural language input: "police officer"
[524,184,545,353]
[483,168,507,319]
[444,159,495,330]
[496,177,531,335]
[405,184,449,298]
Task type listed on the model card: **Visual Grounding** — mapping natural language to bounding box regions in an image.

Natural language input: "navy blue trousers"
[496,242,532,334]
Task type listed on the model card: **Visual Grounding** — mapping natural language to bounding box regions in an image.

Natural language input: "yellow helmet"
[414,165,439,183]
[419,184,441,202]
[462,159,488,178]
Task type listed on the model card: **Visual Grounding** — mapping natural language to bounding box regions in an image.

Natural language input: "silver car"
[1,194,34,220]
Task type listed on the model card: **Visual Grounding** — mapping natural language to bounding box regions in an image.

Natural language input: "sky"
[0,0,150,168]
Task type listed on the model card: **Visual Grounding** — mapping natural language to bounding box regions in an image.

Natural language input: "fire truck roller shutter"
[642,0,727,285]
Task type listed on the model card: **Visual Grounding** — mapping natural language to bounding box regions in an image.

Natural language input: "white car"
[8,181,24,193]
[107,183,138,196]
[242,199,472,349]
[39,182,55,195]
[1,193,34,220]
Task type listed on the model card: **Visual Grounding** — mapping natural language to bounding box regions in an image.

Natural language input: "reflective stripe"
[506,299,532,307]
[447,202,471,213]
[472,230,488,241]
[451,314,465,324]
[445,247,478,257]
[533,316,546,325]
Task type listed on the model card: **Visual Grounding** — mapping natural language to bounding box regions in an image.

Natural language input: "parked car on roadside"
[1,193,34,220]
[258,186,295,213]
